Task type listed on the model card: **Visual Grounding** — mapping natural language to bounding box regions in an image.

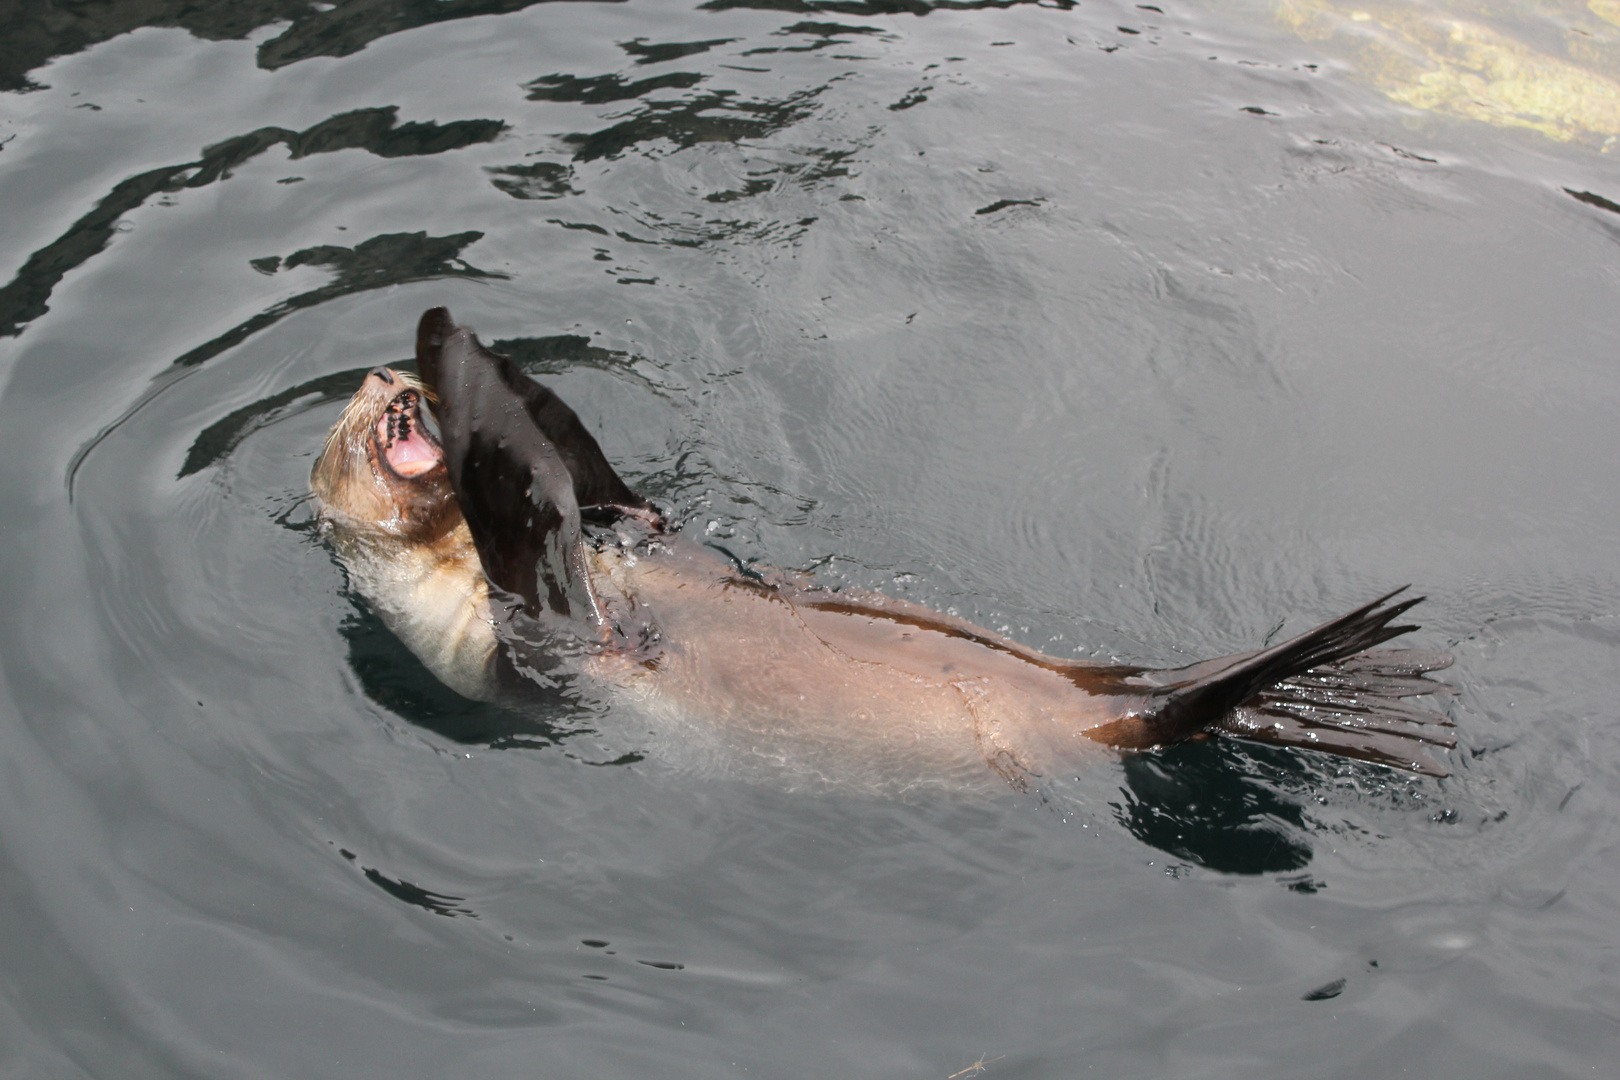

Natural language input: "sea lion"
[310,307,1456,789]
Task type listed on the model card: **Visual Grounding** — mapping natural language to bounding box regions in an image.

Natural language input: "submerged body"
[595,536,1138,788]
[311,309,1456,790]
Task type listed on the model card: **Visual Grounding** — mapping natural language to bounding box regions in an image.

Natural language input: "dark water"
[2,1,1619,1076]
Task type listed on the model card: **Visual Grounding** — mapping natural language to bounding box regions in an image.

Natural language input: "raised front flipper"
[413,307,598,624]
[417,307,660,528]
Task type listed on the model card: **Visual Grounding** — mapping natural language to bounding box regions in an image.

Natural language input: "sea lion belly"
[590,538,1125,788]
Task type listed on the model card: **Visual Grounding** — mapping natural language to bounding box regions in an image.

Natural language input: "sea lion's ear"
[424,316,599,624]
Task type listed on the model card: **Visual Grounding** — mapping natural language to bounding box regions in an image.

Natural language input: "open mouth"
[375,389,443,478]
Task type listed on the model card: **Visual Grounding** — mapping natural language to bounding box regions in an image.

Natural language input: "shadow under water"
[1113,742,1316,874]
[340,601,568,752]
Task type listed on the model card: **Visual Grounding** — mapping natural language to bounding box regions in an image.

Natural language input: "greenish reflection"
[1244,0,1620,146]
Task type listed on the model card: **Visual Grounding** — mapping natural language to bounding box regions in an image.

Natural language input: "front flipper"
[417,307,660,529]
[414,308,600,624]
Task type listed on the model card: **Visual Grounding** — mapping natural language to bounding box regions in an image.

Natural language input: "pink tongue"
[386,427,441,477]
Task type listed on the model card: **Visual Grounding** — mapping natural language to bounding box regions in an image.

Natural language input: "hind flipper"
[1086,591,1458,775]
[1215,649,1457,776]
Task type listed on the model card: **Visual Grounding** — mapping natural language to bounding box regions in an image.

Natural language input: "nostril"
[368,367,395,385]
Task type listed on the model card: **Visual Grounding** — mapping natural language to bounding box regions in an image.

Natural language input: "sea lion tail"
[1095,589,1457,775]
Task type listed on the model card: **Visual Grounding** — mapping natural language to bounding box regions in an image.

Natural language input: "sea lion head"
[310,366,457,539]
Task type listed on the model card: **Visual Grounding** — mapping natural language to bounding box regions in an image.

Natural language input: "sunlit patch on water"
[1233,0,1620,146]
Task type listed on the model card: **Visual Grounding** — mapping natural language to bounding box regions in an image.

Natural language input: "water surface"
[1,1,1618,1076]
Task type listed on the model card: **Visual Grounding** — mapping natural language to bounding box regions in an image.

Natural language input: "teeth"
[380,391,420,449]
